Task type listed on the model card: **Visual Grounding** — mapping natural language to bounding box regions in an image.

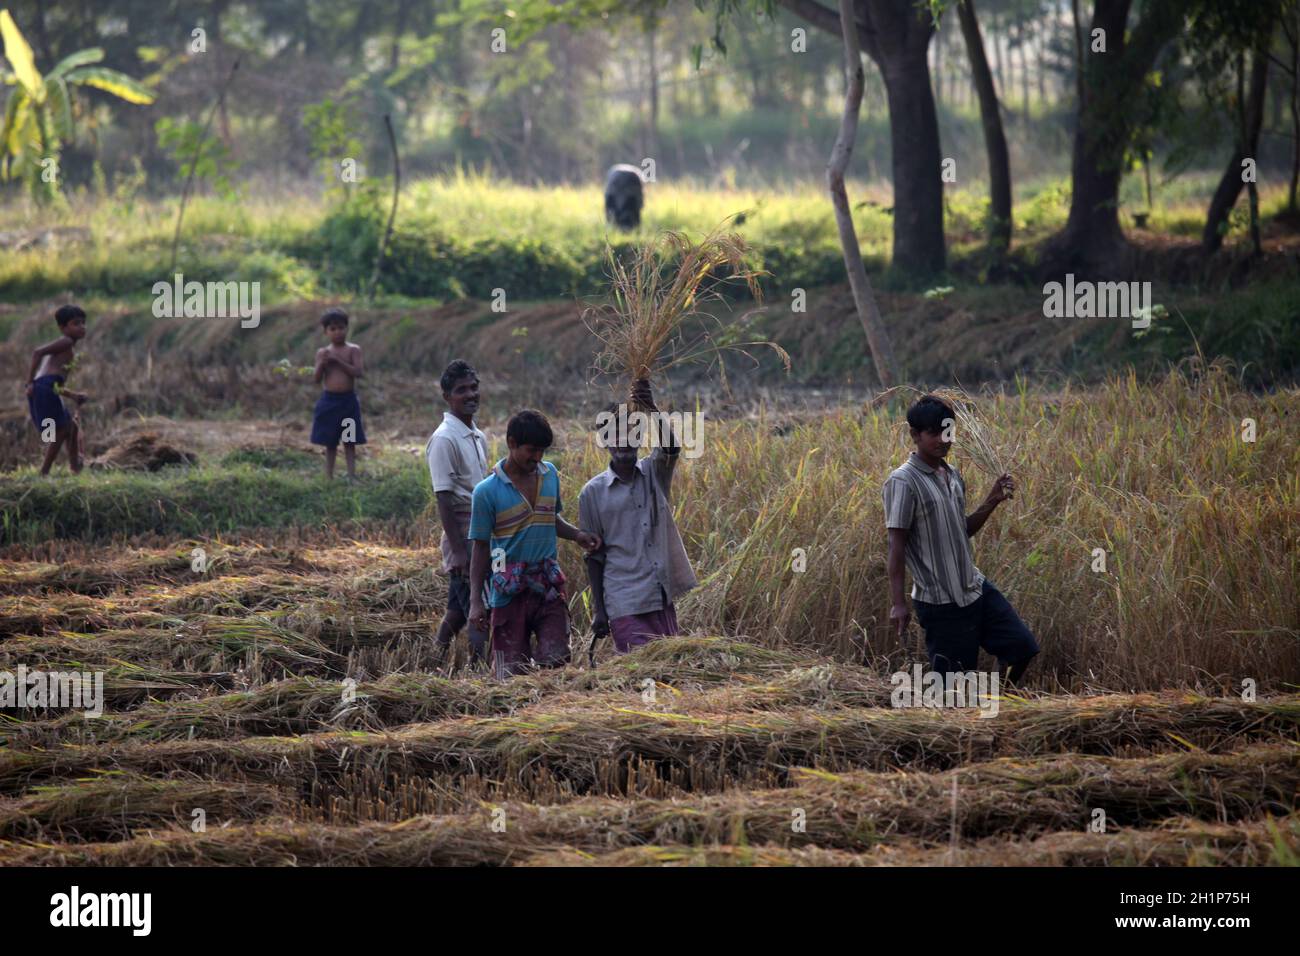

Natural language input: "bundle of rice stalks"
[0,617,342,679]
[0,593,165,637]
[0,773,294,843]
[525,812,1300,867]
[5,746,1295,866]
[871,384,1023,479]
[6,658,897,748]
[584,223,788,402]
[520,844,873,867]
[885,814,1300,867]
[6,690,1294,800]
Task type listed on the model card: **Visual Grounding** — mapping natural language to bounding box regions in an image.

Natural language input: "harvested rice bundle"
[871,384,1023,481]
[4,748,1296,866]
[584,223,789,410]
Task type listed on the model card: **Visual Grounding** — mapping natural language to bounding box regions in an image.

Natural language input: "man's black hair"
[55,304,86,328]
[507,409,553,449]
[906,395,955,435]
[320,307,349,329]
[440,359,478,394]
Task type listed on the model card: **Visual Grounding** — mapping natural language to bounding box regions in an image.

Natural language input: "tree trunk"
[1289,21,1299,213]
[878,45,947,276]
[1202,42,1271,253]
[1051,0,1183,276]
[828,0,899,388]
[956,0,1011,253]
[646,18,658,160]
[779,0,946,278]
[934,19,943,109]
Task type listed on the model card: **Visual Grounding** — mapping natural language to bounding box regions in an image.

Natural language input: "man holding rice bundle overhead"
[579,379,698,656]
[883,394,1039,684]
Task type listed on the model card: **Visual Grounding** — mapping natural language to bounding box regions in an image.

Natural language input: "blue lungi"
[28,374,71,430]
[310,390,367,446]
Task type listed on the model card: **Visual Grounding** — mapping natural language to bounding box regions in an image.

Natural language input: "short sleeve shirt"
[426,413,489,509]
[577,447,698,620]
[426,412,489,572]
[883,452,984,607]
[468,459,563,608]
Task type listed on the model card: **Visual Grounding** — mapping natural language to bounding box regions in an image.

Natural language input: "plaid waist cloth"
[491,558,567,603]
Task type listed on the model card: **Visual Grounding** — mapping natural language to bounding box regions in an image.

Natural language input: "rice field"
[2,364,1298,868]
[1,351,1296,867]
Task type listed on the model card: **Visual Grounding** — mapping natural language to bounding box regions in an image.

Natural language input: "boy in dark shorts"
[311,308,366,478]
[426,360,490,666]
[25,304,90,476]
[883,395,1039,685]
[579,380,698,655]
[467,409,602,675]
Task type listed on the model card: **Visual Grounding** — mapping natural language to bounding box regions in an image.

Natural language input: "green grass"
[4,170,1295,305]
[0,457,430,544]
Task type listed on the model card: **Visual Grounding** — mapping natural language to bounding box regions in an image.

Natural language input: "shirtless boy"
[25,304,90,476]
[311,308,367,479]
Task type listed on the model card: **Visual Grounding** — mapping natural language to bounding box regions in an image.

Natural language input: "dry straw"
[583,222,790,404]
[872,384,1023,479]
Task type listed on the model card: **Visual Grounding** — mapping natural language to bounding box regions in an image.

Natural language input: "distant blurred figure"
[604,164,644,230]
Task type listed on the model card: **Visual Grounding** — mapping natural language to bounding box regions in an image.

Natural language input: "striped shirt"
[468,459,563,608]
[882,452,985,607]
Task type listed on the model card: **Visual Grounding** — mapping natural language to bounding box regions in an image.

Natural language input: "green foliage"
[155,117,240,199]
[0,10,154,203]
[302,97,363,198]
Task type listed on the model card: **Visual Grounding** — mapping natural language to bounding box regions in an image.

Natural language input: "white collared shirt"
[426,412,489,511]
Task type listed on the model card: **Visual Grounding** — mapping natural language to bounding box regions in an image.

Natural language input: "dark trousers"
[913,579,1039,674]
[446,571,489,659]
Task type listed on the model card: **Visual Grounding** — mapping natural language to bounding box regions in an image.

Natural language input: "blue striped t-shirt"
[468,459,563,608]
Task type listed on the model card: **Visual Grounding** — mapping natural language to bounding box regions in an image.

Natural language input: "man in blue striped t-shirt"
[468,409,601,674]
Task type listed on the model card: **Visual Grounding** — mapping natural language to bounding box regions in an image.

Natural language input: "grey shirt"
[882,451,985,607]
[578,447,698,620]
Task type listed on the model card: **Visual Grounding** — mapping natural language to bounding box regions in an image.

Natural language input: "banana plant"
[1,8,155,203]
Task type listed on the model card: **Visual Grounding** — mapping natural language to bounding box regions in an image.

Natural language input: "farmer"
[426,360,491,666]
[311,307,366,479]
[25,304,90,476]
[579,380,697,655]
[467,409,602,674]
[883,395,1039,684]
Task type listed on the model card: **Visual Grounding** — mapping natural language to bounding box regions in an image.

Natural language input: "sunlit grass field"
[2,169,1293,304]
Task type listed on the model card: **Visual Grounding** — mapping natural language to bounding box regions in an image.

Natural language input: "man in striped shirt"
[467,409,601,675]
[883,395,1039,684]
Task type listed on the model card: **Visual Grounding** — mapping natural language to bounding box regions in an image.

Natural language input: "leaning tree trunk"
[1290,26,1300,213]
[829,0,899,387]
[779,0,946,279]
[1203,42,1271,253]
[957,0,1012,253]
